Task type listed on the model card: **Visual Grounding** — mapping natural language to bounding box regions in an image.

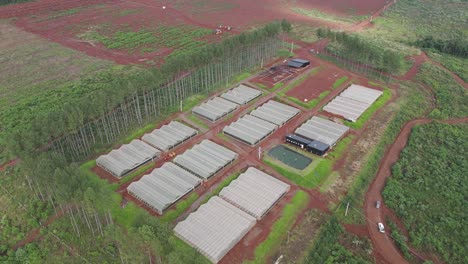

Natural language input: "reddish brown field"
[0,0,389,65]
[286,65,348,101]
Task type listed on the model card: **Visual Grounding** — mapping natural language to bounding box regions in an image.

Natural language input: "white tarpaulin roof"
[295,116,349,146]
[221,84,262,105]
[192,97,238,121]
[219,167,290,219]
[174,196,256,263]
[142,121,197,151]
[173,140,238,180]
[96,140,161,178]
[250,100,300,126]
[323,84,383,122]
[127,162,201,214]
[223,114,278,146]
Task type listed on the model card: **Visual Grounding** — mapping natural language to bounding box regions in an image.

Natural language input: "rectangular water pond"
[268,145,312,170]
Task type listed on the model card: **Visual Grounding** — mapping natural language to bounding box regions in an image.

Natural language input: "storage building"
[250,100,300,126]
[288,58,310,68]
[219,167,290,220]
[323,84,383,122]
[174,196,256,263]
[96,140,161,178]
[221,84,262,105]
[295,116,349,146]
[192,97,238,122]
[127,162,201,214]
[142,121,197,151]
[223,114,278,146]
[173,140,238,180]
[306,140,330,156]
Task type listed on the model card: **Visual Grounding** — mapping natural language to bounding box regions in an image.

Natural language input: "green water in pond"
[268,145,312,170]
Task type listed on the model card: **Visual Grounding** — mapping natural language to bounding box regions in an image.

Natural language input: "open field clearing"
[0,0,392,65]
[0,22,111,112]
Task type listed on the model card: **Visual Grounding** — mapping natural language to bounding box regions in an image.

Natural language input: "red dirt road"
[364,117,468,264]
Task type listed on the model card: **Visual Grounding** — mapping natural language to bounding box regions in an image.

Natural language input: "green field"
[80,24,212,56]
[383,122,467,263]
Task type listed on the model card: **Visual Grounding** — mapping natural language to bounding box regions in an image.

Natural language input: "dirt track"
[364,117,468,264]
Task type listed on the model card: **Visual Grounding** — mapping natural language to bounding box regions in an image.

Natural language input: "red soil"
[1,0,391,65]
[0,158,18,172]
[286,65,348,101]
[344,224,369,238]
[13,209,65,250]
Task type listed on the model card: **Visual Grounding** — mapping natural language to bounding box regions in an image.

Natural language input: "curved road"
[364,117,468,264]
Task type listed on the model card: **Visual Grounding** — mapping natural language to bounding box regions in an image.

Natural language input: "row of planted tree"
[6,20,291,161]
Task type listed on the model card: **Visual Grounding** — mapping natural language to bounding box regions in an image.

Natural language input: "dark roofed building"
[306,140,330,156]
[288,59,310,68]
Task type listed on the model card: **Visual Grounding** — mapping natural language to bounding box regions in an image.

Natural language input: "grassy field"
[383,122,467,263]
[416,63,468,119]
[426,52,468,82]
[80,24,212,56]
[0,22,111,114]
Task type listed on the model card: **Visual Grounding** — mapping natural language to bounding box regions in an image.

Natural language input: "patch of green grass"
[182,94,206,112]
[319,171,340,193]
[332,76,349,89]
[254,83,268,90]
[291,7,360,24]
[233,72,252,83]
[202,172,241,204]
[119,162,155,185]
[187,114,209,130]
[123,123,157,143]
[277,48,294,58]
[344,88,392,129]
[217,132,231,142]
[270,82,284,92]
[247,190,310,264]
[263,146,331,189]
[426,52,468,83]
[160,192,199,223]
[327,135,355,160]
[81,25,211,54]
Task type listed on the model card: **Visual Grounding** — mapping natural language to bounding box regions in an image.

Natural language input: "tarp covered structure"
[142,121,197,151]
[223,114,278,146]
[323,84,383,122]
[174,196,256,263]
[219,167,290,219]
[173,140,238,180]
[295,116,349,146]
[220,84,262,105]
[96,140,161,178]
[250,100,300,126]
[127,162,201,214]
[192,97,238,122]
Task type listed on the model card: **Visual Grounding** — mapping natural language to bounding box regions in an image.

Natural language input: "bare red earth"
[0,0,391,65]
[286,65,348,101]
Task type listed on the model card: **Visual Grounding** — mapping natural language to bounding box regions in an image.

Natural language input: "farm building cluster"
[93,57,387,263]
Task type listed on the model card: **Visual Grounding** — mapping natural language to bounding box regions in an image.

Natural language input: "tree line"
[316,28,405,75]
[415,35,468,58]
[4,20,291,161]
[0,0,31,6]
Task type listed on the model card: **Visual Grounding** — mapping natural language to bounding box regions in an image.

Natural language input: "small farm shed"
[288,58,310,68]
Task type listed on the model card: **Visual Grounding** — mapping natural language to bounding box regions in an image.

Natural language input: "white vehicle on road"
[378,222,385,233]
